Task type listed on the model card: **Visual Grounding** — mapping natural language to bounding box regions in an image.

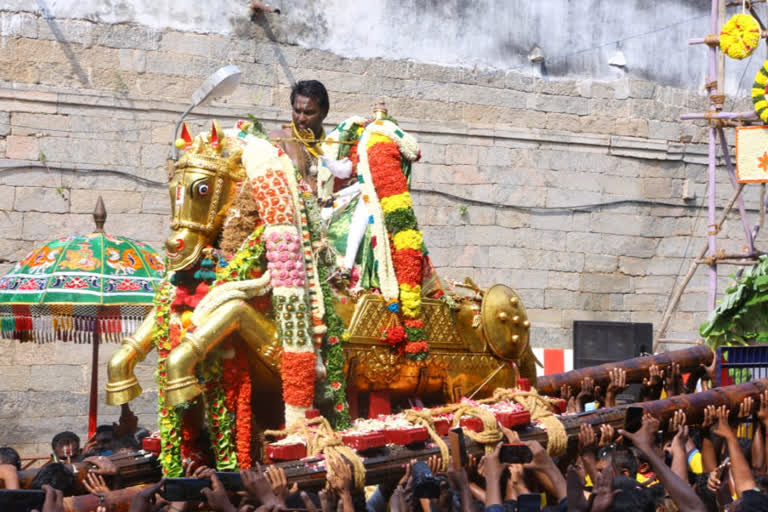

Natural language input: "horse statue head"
[165,122,247,272]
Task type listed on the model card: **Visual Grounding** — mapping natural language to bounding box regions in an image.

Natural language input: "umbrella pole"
[88,318,99,438]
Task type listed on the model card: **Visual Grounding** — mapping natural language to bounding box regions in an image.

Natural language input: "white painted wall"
[13,0,766,93]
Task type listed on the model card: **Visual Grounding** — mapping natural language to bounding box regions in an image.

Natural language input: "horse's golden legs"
[105,309,158,405]
[164,299,276,407]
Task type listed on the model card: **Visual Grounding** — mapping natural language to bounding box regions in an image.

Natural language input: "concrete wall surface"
[0,3,763,454]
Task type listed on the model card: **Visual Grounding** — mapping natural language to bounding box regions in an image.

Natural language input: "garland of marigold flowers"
[301,188,351,428]
[362,124,428,360]
[152,279,185,476]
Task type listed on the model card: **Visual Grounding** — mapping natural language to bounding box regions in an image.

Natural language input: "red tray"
[142,436,161,456]
[460,416,484,433]
[385,427,429,445]
[550,399,567,414]
[342,432,387,451]
[266,443,307,461]
[495,410,531,428]
[433,418,451,437]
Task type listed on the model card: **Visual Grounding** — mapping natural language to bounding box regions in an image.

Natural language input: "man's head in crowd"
[290,80,329,138]
[51,431,80,461]
[31,463,75,495]
[0,446,21,471]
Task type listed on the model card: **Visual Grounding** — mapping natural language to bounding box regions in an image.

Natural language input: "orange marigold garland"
[364,126,428,360]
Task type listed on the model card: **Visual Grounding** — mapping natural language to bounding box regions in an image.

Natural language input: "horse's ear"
[210,121,220,149]
[180,123,192,147]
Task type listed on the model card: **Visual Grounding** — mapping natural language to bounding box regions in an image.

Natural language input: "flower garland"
[752,60,768,123]
[242,138,326,428]
[355,121,427,359]
[301,187,351,428]
[152,279,185,476]
[721,14,760,60]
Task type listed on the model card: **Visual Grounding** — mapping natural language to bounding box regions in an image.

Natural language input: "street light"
[171,64,242,160]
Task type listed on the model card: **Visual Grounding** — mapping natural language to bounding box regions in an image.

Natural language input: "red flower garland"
[234,347,252,468]
[281,352,317,407]
[392,248,423,286]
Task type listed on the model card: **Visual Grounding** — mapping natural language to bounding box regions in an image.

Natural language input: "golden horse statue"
[105,116,537,474]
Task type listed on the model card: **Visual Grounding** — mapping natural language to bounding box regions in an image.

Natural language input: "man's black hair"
[113,435,139,452]
[96,425,114,434]
[51,431,80,451]
[611,476,655,512]
[31,463,75,495]
[0,446,21,470]
[290,80,329,113]
[613,446,638,479]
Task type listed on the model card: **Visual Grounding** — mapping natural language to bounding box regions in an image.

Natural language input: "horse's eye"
[197,183,209,196]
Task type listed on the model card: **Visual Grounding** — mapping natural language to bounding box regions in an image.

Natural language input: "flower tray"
[495,410,531,428]
[342,432,388,451]
[266,443,307,461]
[433,418,451,437]
[460,417,484,433]
[385,427,429,445]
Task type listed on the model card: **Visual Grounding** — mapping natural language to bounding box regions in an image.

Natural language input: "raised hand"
[618,413,660,454]
[641,364,664,401]
[578,423,597,454]
[701,350,717,384]
[668,409,686,433]
[241,464,280,508]
[710,405,734,439]
[758,390,768,427]
[605,368,628,407]
[701,404,717,430]
[83,471,110,495]
[576,377,596,410]
[664,362,684,396]
[560,384,573,402]
[598,424,616,447]
[200,473,237,512]
[264,465,289,504]
[738,396,755,420]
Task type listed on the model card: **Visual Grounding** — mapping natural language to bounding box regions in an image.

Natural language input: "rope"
[479,388,568,457]
[404,409,450,472]
[264,416,366,489]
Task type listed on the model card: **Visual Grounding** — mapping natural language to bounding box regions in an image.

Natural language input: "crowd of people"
[2,359,768,511]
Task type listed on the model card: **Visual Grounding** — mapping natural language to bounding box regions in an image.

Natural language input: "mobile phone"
[499,443,533,464]
[448,427,468,468]
[0,489,46,512]
[162,478,211,502]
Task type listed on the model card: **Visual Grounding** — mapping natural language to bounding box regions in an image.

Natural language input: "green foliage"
[699,255,768,347]
[245,114,268,139]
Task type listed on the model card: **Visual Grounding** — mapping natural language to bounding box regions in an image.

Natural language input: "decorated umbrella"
[0,197,166,436]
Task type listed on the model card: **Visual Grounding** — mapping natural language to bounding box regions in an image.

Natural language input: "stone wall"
[0,10,764,455]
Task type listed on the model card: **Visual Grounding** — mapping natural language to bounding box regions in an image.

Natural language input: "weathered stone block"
[69,189,143,214]
[0,211,23,239]
[6,135,40,161]
[581,273,631,293]
[445,145,479,165]
[20,212,92,240]
[533,94,589,115]
[13,186,69,213]
[96,23,162,51]
[0,366,31,391]
[544,290,605,310]
[547,271,580,291]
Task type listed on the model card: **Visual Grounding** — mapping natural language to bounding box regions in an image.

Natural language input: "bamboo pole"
[655,184,744,351]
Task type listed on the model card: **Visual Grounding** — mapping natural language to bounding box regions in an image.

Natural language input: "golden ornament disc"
[480,284,530,360]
